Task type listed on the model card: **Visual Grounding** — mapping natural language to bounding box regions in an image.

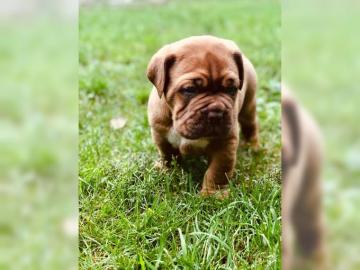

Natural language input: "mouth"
[178,129,204,140]
[177,122,232,140]
[175,101,234,139]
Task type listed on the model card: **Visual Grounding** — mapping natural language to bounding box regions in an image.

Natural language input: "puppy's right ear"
[146,48,176,98]
[233,52,245,91]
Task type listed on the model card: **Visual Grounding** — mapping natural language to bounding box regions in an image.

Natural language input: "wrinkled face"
[169,57,239,139]
[168,48,243,140]
[147,36,244,139]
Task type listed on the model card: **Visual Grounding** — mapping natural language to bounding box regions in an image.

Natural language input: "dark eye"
[181,86,198,96]
[226,86,238,95]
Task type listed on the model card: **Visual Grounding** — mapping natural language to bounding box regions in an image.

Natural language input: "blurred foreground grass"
[0,18,78,269]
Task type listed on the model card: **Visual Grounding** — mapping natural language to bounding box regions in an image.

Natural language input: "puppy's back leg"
[238,74,259,147]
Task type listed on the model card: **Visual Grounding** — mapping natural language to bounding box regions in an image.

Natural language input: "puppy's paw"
[153,159,170,171]
[249,138,260,151]
[240,136,260,151]
[153,156,181,171]
[200,187,229,200]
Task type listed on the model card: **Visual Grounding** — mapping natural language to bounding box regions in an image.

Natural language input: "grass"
[79,0,281,269]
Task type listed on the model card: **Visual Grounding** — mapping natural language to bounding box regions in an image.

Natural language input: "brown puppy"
[146,35,259,196]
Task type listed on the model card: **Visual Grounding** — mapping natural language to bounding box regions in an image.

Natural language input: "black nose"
[207,109,224,122]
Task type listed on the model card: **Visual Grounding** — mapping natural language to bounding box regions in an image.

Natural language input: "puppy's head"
[147,35,244,139]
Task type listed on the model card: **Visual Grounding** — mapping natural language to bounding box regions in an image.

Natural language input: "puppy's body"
[147,36,258,195]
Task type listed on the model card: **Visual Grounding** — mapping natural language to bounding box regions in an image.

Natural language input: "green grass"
[79,0,281,269]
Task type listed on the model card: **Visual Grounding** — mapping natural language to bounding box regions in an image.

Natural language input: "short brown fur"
[147,35,259,196]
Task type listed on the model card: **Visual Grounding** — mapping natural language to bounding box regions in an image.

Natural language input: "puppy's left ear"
[233,52,244,90]
[146,48,176,98]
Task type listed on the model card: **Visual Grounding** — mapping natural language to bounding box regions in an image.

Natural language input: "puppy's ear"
[233,52,244,90]
[146,49,176,98]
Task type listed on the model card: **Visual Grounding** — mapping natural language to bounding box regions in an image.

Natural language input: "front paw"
[240,136,260,150]
[153,155,181,171]
[200,186,229,200]
[153,159,170,171]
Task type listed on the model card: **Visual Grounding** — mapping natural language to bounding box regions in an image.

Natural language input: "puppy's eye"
[226,86,238,95]
[181,86,198,96]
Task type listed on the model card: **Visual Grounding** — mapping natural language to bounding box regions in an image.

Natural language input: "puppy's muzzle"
[202,103,226,124]
[178,101,232,139]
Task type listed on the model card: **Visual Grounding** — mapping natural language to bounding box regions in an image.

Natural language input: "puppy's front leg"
[200,138,238,197]
[151,128,180,167]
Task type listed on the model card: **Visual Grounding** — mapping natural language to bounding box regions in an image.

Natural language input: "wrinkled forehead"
[170,44,237,79]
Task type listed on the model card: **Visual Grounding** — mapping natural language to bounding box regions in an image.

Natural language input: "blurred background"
[283,0,360,269]
[0,0,77,269]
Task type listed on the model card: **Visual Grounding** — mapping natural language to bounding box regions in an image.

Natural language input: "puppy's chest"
[166,128,209,154]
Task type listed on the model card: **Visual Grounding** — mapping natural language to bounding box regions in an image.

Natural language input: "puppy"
[146,35,259,196]
[282,87,325,269]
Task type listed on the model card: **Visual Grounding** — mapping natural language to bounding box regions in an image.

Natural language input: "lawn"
[79,0,281,269]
